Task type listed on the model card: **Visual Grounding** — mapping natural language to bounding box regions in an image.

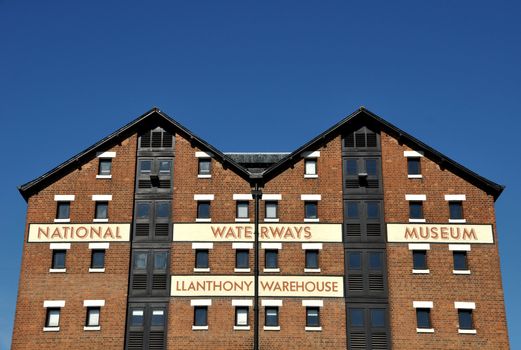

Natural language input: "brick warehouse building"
[11,107,509,349]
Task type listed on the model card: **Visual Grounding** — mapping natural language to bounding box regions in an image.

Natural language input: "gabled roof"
[19,106,504,202]
[261,107,504,199]
[18,108,252,201]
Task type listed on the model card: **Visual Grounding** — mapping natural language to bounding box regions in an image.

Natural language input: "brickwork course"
[12,107,509,349]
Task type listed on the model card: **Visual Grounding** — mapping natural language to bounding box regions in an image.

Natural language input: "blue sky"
[1,0,520,347]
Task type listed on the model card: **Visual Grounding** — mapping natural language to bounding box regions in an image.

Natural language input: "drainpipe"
[252,183,262,350]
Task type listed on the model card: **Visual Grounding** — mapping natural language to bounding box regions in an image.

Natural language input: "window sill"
[192,325,208,331]
[449,219,467,223]
[96,175,112,179]
[54,218,70,223]
[93,218,109,223]
[304,268,321,273]
[49,268,66,273]
[197,174,212,179]
[263,326,280,331]
[43,327,60,332]
[234,325,250,331]
[412,269,430,274]
[409,219,426,223]
[264,218,279,223]
[196,218,212,223]
[89,268,105,273]
[305,326,322,331]
[304,218,320,223]
[304,174,318,178]
[408,174,423,179]
[84,326,101,331]
[417,328,434,333]
[194,268,210,273]
[458,329,477,334]
[235,218,250,223]
[234,268,251,273]
[263,268,280,273]
[453,270,471,275]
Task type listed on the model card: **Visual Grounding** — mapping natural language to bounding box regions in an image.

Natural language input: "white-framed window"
[455,302,476,334]
[196,152,212,178]
[409,244,430,274]
[413,301,434,333]
[262,194,281,222]
[43,300,65,332]
[406,195,426,223]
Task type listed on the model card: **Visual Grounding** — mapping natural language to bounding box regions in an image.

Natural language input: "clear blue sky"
[1,0,520,348]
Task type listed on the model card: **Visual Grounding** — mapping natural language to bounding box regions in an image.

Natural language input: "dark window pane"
[237,202,249,219]
[370,309,385,327]
[369,252,383,270]
[367,202,380,219]
[265,250,278,268]
[413,250,427,270]
[130,309,144,326]
[407,158,421,175]
[139,160,152,174]
[156,202,170,218]
[154,252,168,270]
[197,202,210,219]
[265,202,278,219]
[305,250,319,269]
[453,251,468,270]
[355,132,366,148]
[99,159,112,175]
[133,252,147,269]
[91,250,105,268]
[305,202,318,219]
[306,307,320,327]
[458,309,473,330]
[198,159,211,175]
[196,250,209,268]
[158,160,171,174]
[346,202,359,219]
[350,308,364,327]
[236,250,249,269]
[365,159,377,176]
[194,307,207,326]
[95,202,108,219]
[136,203,150,219]
[346,159,358,175]
[416,308,431,328]
[265,307,278,326]
[56,202,70,219]
[52,250,66,269]
[409,202,423,219]
[449,201,463,220]
[151,309,165,326]
[348,252,362,269]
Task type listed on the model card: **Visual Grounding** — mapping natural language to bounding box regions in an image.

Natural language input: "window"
[139,160,152,174]
[265,201,278,219]
[198,158,211,176]
[94,202,108,220]
[136,158,173,192]
[453,251,468,271]
[195,249,209,269]
[265,307,278,326]
[304,202,318,220]
[407,158,421,176]
[158,160,171,174]
[409,201,424,220]
[347,306,389,349]
[139,128,173,149]
[370,309,385,327]
[305,250,319,269]
[98,159,112,176]
[86,307,100,327]
[45,308,60,329]
[236,201,249,219]
[305,159,317,176]
[236,250,249,269]
[348,252,362,269]
[194,306,208,326]
[458,309,474,330]
[130,250,169,296]
[265,250,278,269]
[151,309,165,326]
[416,308,431,329]
[130,309,144,327]
[344,127,378,148]
[235,307,249,326]
[91,250,105,269]
[413,250,427,270]
[449,201,464,220]
[344,200,384,242]
[306,307,320,327]
[197,202,211,219]
[52,250,66,269]
[134,200,171,240]
[349,308,364,327]
[56,202,70,220]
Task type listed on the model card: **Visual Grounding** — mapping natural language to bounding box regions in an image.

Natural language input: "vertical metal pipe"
[252,183,262,350]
